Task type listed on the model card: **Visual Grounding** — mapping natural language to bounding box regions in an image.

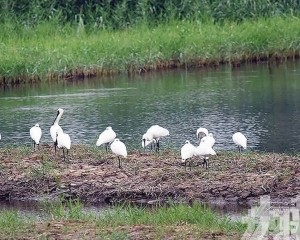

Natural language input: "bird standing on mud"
[110,138,127,168]
[232,132,247,153]
[56,128,71,161]
[181,140,196,171]
[50,108,64,154]
[30,123,42,151]
[96,126,117,152]
[142,133,157,152]
[194,138,216,168]
[142,125,169,153]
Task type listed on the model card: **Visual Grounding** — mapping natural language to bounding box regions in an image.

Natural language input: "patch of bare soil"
[0,145,299,205]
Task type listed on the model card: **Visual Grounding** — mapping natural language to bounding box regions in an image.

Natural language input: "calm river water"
[1,62,300,152]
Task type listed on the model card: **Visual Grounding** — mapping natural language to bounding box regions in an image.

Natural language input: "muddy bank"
[0,145,299,205]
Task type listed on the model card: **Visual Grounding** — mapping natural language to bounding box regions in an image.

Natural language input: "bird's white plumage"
[232,132,247,149]
[50,108,64,143]
[200,133,215,148]
[181,140,196,163]
[194,141,216,156]
[110,138,127,158]
[144,125,169,141]
[142,133,157,148]
[30,123,42,144]
[96,126,116,146]
[0,133,1,140]
[196,127,208,139]
[57,129,71,150]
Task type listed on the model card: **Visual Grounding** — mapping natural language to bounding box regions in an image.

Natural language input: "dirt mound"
[0,145,299,205]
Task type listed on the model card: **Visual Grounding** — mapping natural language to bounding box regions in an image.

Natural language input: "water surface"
[1,62,300,152]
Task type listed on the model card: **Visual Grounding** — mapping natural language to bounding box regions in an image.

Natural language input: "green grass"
[0,210,32,238]
[40,198,95,221]
[1,16,300,84]
[101,202,245,232]
[0,200,246,238]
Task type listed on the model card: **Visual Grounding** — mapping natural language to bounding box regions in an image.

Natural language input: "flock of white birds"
[1,108,247,169]
[181,129,247,169]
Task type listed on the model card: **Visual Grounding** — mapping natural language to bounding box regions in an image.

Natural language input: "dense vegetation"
[2,0,300,29]
[1,0,300,84]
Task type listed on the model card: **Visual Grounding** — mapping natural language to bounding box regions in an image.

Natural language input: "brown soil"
[0,145,299,205]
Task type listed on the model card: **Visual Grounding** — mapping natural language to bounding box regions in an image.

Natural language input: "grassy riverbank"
[0,199,245,239]
[1,16,300,84]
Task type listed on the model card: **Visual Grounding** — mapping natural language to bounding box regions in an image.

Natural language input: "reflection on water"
[1,61,300,152]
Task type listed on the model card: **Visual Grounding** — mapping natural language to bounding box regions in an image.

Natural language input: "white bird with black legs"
[110,138,127,168]
[181,140,196,171]
[232,132,247,153]
[195,140,216,168]
[143,125,169,153]
[196,127,208,140]
[56,128,71,161]
[96,126,117,153]
[50,108,64,154]
[142,133,157,152]
[30,123,42,151]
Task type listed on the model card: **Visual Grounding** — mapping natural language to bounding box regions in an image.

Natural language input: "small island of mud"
[0,145,299,206]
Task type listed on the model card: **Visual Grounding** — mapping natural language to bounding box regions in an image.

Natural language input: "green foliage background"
[1,0,300,28]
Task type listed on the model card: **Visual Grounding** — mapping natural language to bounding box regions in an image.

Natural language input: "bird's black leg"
[54,140,57,155]
[105,143,108,153]
[203,158,208,168]
[67,149,69,162]
[184,161,187,171]
[156,139,160,153]
[63,148,65,161]
[118,156,121,168]
[189,161,192,171]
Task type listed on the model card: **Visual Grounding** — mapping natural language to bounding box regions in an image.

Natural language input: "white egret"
[143,125,169,153]
[96,126,117,152]
[194,141,216,168]
[110,138,127,168]
[142,133,158,152]
[30,123,42,151]
[0,133,1,140]
[56,128,71,161]
[196,127,208,140]
[200,133,215,148]
[232,132,247,153]
[50,108,64,154]
[181,140,196,170]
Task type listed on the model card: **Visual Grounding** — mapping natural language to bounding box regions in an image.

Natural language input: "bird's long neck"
[53,111,63,125]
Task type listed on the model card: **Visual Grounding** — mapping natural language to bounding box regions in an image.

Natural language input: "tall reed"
[1,16,300,83]
[1,0,300,29]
